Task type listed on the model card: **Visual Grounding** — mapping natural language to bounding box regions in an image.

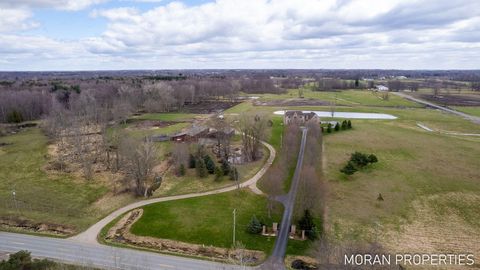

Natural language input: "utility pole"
[232,208,236,245]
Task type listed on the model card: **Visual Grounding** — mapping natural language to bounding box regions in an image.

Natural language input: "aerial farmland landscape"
[0,1,479,270]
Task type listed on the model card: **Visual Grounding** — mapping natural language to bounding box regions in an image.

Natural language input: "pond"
[273,110,397,119]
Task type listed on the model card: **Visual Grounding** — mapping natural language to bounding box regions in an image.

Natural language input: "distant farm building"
[171,125,209,142]
[376,85,389,91]
[283,111,320,125]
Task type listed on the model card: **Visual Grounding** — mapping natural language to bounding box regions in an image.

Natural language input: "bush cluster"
[340,151,378,175]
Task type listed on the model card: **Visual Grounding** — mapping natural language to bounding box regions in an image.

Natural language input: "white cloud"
[1,0,480,70]
[0,8,37,32]
[0,0,108,11]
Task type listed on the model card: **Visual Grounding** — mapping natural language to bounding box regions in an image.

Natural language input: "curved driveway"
[70,140,276,244]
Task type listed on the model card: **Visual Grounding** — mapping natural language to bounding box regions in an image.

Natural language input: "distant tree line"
[0,75,285,123]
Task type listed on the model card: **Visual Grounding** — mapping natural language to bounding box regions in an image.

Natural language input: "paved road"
[0,232,248,270]
[71,140,275,244]
[262,127,308,270]
[394,92,480,124]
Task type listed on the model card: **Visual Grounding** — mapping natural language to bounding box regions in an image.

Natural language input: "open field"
[322,108,480,257]
[247,89,422,108]
[131,190,283,253]
[0,128,130,233]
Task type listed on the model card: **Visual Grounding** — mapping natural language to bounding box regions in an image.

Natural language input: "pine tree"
[326,123,332,133]
[246,215,262,234]
[214,166,223,181]
[196,158,207,178]
[347,120,352,129]
[340,161,357,175]
[368,154,378,163]
[341,120,347,130]
[179,164,186,176]
[203,155,215,174]
[298,209,317,240]
[334,122,340,131]
[188,154,196,168]
[221,159,231,176]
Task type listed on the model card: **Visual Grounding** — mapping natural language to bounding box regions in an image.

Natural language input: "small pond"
[273,110,397,119]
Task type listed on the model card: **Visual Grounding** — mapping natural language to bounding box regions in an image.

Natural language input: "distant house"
[376,85,389,91]
[171,125,209,142]
[283,111,320,125]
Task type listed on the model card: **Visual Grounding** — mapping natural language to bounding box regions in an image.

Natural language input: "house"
[376,85,389,91]
[283,111,320,125]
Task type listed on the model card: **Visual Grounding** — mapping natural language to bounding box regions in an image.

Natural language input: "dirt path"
[69,140,275,244]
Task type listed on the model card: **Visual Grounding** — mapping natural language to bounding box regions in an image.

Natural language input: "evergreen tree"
[340,161,357,175]
[334,122,340,131]
[203,155,215,174]
[179,164,186,176]
[298,209,317,240]
[196,158,207,178]
[221,159,231,176]
[214,166,223,181]
[326,123,332,133]
[350,151,369,167]
[368,154,378,163]
[188,154,196,168]
[246,215,262,234]
[341,120,348,130]
[347,120,352,129]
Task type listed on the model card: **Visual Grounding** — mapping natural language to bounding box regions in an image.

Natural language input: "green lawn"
[0,128,111,233]
[131,190,282,253]
[451,106,480,118]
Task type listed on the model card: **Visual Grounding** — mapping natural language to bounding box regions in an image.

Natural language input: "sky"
[0,0,479,71]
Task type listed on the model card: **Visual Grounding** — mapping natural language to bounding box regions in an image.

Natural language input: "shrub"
[0,250,55,270]
[347,120,352,129]
[350,151,369,167]
[368,154,378,163]
[246,215,262,234]
[334,122,340,131]
[326,123,332,133]
[340,161,357,175]
[341,120,348,130]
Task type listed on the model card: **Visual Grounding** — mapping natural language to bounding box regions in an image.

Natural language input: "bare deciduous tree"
[237,113,268,162]
[120,137,158,197]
